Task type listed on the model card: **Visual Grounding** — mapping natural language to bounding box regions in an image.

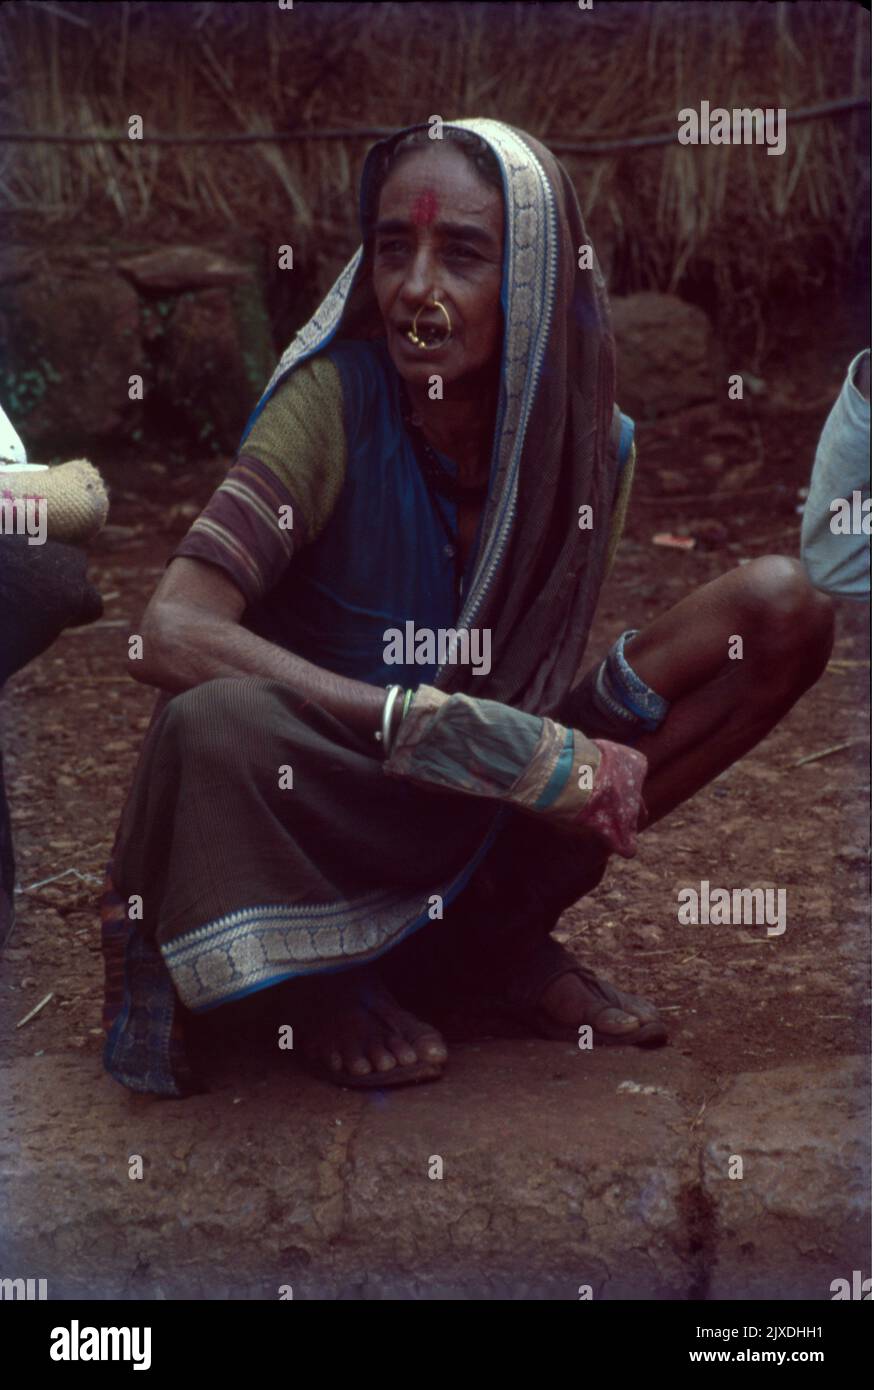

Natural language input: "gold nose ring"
[407,298,452,349]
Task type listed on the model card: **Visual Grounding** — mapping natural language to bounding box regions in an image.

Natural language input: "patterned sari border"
[442,119,558,647]
[162,809,508,1011]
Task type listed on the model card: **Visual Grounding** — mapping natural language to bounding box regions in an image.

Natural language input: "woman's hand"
[383,684,647,858]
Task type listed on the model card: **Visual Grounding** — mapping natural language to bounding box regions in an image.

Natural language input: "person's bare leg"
[541,556,835,1032]
[626,556,834,826]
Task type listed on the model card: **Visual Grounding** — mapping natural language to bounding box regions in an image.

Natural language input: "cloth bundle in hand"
[0,456,109,544]
[383,684,648,859]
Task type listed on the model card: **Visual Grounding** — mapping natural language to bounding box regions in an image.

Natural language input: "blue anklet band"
[593,629,670,736]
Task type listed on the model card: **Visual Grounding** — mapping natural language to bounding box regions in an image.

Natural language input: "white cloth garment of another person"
[0,402,48,473]
[801,349,871,598]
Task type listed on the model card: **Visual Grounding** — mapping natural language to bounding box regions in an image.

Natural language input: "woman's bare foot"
[292,966,448,1083]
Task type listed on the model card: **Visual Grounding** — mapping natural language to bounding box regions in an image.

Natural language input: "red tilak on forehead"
[411,188,439,226]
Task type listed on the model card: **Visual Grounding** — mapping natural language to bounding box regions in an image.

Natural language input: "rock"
[0,276,142,453]
[0,241,276,461]
[701,1057,870,1299]
[156,286,275,454]
[612,292,715,421]
[0,1044,704,1300]
[5,1041,864,1301]
[117,247,252,293]
[343,1041,699,1298]
[629,924,664,949]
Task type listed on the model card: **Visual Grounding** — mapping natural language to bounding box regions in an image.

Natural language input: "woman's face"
[371,143,504,388]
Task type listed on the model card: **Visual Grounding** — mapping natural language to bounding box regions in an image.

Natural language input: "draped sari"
[101,118,640,1096]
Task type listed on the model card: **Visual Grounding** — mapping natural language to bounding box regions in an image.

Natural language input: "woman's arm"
[383,683,648,858]
[133,555,385,738]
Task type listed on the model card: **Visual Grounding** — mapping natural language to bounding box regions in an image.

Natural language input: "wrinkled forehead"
[374,143,504,235]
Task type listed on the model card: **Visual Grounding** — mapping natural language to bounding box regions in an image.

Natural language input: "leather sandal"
[502,937,668,1048]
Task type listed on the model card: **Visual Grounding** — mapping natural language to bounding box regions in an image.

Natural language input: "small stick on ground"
[16,992,55,1029]
[792,738,865,767]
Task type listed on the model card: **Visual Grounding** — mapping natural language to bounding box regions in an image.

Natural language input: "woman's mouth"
[395,322,451,353]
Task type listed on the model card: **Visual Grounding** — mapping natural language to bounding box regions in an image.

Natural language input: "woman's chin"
[385,331,499,392]
[392,351,460,387]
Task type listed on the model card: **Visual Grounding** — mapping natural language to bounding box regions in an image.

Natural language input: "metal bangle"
[376,684,404,757]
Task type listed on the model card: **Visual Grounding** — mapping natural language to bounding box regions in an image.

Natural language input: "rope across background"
[0,95,868,153]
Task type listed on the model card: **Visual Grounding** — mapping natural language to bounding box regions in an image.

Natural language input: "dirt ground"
[0,323,870,1132]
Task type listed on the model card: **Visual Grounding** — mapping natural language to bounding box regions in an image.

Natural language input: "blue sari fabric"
[244,339,479,690]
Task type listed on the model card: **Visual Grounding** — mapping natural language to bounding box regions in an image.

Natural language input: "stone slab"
[0,1042,702,1300]
[700,1056,870,1300]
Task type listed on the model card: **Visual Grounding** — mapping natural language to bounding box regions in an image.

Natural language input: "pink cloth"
[582,739,648,858]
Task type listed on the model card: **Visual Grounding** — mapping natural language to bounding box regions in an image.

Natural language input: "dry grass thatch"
[0,0,869,334]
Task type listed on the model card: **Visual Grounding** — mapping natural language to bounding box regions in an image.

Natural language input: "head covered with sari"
[243,117,621,716]
[100,122,641,1101]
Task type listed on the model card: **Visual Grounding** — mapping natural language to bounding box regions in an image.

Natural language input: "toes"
[376,998,448,1066]
[545,972,662,1037]
[301,983,448,1081]
[593,1006,642,1035]
[620,993,663,1024]
[407,1028,449,1065]
[383,1034,419,1068]
[303,1036,345,1072]
[340,1036,373,1077]
[367,1040,400,1073]
[345,1054,373,1077]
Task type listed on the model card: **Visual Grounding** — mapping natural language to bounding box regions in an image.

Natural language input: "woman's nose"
[400,246,438,304]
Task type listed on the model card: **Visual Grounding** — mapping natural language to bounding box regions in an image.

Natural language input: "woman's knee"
[162,676,281,748]
[736,556,834,675]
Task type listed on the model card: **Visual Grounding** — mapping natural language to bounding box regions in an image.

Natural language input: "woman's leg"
[622,555,835,827]
[109,675,501,1092]
[400,557,834,1037]
[539,555,834,1027]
